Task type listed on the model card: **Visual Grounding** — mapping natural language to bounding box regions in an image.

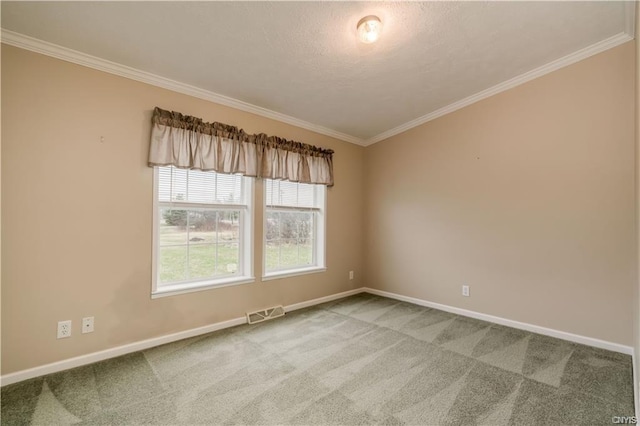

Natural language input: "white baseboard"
[284,288,365,312]
[0,287,365,387]
[634,350,639,420]
[0,316,247,387]
[363,287,633,355]
[1,285,632,387]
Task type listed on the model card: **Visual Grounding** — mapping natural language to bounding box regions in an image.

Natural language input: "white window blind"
[158,167,242,204]
[265,179,315,209]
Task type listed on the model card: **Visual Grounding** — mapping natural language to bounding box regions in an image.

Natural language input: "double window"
[152,167,325,297]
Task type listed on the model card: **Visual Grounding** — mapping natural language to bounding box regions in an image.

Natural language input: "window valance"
[148,107,334,186]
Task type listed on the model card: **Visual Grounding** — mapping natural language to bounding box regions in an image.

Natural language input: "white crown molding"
[0,29,366,147]
[1,16,635,150]
[364,31,634,146]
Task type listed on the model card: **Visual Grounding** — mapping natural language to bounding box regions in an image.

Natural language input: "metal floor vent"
[246,305,285,324]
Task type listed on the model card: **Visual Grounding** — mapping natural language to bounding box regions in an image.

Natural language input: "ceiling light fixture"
[357,15,382,44]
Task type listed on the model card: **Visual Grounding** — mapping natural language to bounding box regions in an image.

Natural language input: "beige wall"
[1,36,637,375]
[0,45,365,374]
[635,3,640,403]
[365,42,636,346]
[0,33,3,375]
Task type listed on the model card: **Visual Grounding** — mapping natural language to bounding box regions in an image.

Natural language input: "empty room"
[1,1,639,425]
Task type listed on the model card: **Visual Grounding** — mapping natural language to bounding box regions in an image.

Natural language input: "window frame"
[151,166,255,298]
[262,179,326,281]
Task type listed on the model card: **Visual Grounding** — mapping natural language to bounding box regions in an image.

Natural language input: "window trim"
[262,179,326,280]
[151,167,255,298]
[262,266,327,282]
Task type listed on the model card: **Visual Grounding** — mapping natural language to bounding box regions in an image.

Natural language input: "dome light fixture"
[357,15,383,44]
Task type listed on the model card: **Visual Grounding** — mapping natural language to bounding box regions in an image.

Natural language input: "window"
[264,179,326,278]
[152,166,253,297]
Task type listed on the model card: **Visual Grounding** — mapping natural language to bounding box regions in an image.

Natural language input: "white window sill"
[152,276,255,299]
[262,266,326,282]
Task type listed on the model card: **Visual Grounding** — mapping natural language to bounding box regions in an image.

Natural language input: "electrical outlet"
[57,320,72,339]
[462,285,470,297]
[349,271,354,280]
[82,316,94,334]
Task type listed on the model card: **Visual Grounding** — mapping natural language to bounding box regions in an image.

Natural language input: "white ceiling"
[1,1,635,146]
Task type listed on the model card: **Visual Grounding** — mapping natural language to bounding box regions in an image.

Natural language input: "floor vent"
[246,306,285,324]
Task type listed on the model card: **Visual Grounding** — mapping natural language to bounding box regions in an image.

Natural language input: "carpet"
[1,293,635,425]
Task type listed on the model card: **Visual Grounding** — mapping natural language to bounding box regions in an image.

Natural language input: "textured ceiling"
[0,1,633,144]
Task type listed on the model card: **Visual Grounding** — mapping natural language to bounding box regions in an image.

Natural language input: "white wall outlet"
[462,285,470,297]
[349,271,354,280]
[82,316,94,334]
[57,320,72,339]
